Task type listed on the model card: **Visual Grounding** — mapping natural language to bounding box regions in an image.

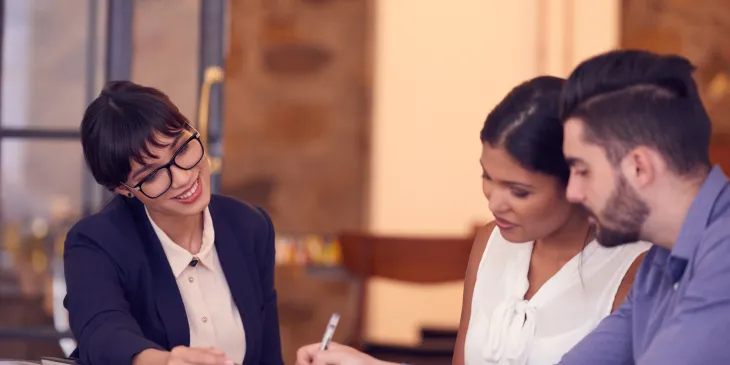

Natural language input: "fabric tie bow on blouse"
[484,298,537,365]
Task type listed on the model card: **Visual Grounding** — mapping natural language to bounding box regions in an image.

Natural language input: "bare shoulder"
[454,221,498,365]
[611,249,648,311]
[623,250,647,286]
[468,221,497,272]
[463,221,498,289]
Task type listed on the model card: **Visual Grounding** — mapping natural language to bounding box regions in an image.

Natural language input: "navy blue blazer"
[63,194,283,365]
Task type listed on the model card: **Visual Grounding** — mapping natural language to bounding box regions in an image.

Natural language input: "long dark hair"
[480,76,569,185]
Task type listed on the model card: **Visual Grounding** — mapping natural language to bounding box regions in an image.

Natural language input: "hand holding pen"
[296,313,399,365]
[320,313,340,350]
[296,342,396,365]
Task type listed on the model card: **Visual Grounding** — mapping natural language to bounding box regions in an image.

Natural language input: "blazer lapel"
[127,198,191,349]
[209,198,260,365]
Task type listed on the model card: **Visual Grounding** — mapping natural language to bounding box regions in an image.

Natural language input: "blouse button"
[202,316,208,323]
[188,277,194,283]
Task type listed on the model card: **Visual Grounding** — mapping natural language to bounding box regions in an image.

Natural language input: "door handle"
[197,66,225,173]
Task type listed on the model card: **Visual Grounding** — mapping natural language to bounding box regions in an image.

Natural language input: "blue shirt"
[558,166,730,365]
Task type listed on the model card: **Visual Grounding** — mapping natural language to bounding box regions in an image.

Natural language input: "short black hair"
[481,76,570,185]
[80,80,190,190]
[560,49,711,175]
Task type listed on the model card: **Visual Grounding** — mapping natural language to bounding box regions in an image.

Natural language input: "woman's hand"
[135,346,234,365]
[167,346,234,365]
[296,342,398,365]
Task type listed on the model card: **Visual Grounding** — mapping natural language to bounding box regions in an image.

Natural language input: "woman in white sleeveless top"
[460,226,647,365]
[294,76,650,365]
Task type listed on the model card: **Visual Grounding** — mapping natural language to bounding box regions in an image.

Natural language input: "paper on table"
[40,358,76,365]
[0,360,40,365]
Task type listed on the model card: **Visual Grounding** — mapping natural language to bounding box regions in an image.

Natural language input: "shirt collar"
[667,165,728,262]
[146,206,216,278]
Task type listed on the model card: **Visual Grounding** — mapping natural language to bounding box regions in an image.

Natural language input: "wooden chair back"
[338,232,475,349]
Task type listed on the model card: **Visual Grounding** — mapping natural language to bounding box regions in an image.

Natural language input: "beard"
[588,174,650,248]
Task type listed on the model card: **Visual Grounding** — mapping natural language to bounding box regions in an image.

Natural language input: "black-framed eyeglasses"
[123,132,205,199]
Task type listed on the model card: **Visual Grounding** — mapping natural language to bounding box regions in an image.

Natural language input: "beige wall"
[365,0,620,344]
[368,0,536,237]
[542,0,621,76]
[131,0,200,120]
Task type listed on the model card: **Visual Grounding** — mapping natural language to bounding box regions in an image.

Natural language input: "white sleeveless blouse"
[463,227,650,365]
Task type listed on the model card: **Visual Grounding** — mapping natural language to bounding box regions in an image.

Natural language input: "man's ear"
[621,146,660,189]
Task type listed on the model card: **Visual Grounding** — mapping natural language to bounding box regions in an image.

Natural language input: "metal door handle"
[197,66,225,173]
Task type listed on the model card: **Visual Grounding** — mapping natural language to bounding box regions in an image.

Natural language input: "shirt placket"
[187,264,217,347]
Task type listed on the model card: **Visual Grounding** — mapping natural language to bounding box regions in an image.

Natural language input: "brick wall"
[621,0,730,141]
[222,0,373,234]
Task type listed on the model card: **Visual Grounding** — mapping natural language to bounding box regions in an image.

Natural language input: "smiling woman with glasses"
[122,130,205,199]
[63,81,284,365]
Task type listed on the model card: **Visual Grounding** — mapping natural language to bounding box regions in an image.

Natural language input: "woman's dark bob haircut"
[80,81,191,190]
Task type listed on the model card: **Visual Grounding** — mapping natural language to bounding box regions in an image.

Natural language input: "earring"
[127,192,133,198]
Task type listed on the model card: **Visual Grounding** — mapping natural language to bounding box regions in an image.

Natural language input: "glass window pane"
[1,0,107,129]
[0,139,84,358]
[132,0,200,120]
[2,140,85,222]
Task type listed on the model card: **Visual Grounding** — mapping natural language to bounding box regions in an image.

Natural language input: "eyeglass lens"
[140,137,204,198]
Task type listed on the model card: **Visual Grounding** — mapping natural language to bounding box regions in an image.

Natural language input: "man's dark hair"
[560,49,711,175]
[481,76,570,185]
[80,80,190,190]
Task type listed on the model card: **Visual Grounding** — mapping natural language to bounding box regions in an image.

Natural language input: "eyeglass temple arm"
[196,66,225,173]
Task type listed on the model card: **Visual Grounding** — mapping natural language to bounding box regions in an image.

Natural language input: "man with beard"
[557,49,730,364]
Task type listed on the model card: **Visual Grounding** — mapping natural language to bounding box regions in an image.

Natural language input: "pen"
[319,312,340,350]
